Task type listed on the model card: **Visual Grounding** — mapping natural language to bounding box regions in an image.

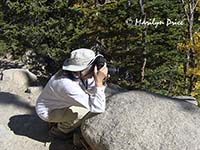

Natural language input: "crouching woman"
[35,48,108,139]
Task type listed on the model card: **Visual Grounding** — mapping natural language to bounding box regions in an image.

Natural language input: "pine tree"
[0,1,7,54]
[0,0,193,97]
[132,0,187,96]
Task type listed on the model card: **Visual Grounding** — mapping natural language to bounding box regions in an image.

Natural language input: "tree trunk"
[139,0,147,82]
[188,8,195,94]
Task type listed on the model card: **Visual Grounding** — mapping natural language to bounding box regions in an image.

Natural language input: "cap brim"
[62,65,88,72]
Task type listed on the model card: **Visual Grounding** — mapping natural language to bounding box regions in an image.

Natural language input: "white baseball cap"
[62,48,97,72]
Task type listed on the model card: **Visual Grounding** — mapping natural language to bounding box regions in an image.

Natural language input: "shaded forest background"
[0,0,200,103]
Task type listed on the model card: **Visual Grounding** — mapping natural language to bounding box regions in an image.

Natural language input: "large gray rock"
[2,69,37,89]
[0,69,43,108]
[0,69,49,150]
[81,90,200,150]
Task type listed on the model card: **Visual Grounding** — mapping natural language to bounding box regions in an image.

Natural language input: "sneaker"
[49,126,73,140]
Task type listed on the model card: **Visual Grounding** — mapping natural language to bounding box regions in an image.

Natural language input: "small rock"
[173,96,197,105]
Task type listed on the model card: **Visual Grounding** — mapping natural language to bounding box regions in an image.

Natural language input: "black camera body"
[94,55,106,70]
[93,55,119,75]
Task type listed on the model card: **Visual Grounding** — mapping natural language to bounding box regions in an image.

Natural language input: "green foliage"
[0,0,193,97]
[119,0,187,96]
[177,1,200,100]
[0,40,7,53]
[1,0,78,60]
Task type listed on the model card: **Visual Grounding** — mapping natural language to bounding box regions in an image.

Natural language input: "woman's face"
[80,65,94,80]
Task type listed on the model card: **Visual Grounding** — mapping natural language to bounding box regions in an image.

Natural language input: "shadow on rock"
[0,92,35,112]
[8,114,82,150]
[8,114,50,143]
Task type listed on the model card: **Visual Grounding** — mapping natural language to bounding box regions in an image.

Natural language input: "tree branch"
[193,0,199,11]
[139,0,145,15]
[181,0,190,23]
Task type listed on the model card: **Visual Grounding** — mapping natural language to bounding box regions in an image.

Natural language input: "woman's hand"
[94,64,108,87]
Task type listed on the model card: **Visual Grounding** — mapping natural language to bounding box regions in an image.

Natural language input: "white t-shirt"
[35,74,106,121]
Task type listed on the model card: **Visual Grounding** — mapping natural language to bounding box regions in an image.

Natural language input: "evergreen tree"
[0,0,193,98]
[130,0,187,96]
[0,1,7,54]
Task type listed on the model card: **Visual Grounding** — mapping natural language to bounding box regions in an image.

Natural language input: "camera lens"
[94,55,120,75]
[108,67,119,75]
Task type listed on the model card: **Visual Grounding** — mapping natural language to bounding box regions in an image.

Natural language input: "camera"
[93,55,119,75]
